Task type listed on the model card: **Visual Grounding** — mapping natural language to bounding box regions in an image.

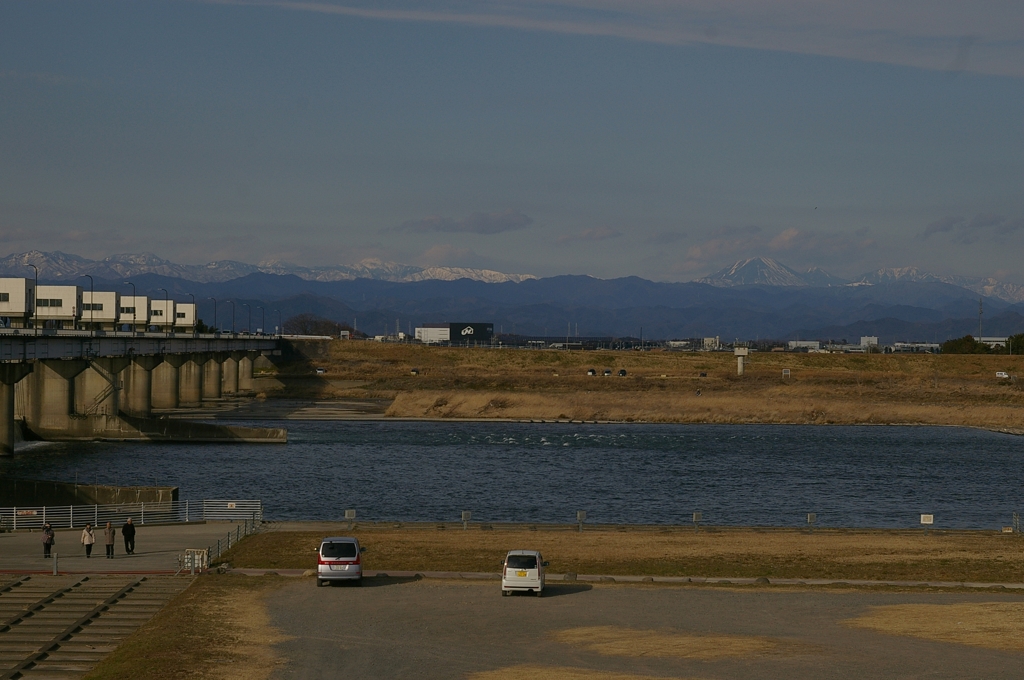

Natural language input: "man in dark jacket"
[122,518,136,555]
[41,523,55,558]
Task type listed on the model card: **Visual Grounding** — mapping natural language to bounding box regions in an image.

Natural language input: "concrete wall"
[0,478,178,506]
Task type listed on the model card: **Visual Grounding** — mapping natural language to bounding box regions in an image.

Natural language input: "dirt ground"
[220,525,1024,583]
[264,341,1024,429]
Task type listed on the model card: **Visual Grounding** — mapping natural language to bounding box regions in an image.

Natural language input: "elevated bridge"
[0,330,282,455]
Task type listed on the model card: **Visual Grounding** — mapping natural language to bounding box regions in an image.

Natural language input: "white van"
[501,550,548,596]
[997,371,1010,379]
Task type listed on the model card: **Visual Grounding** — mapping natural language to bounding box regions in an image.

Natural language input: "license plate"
[517,570,527,577]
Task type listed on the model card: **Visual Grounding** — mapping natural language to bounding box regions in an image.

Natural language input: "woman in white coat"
[80,523,96,558]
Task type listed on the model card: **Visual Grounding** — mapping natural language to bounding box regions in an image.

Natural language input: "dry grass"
[220,526,1024,583]
[268,341,1024,429]
[84,575,289,680]
[469,665,703,680]
[845,602,1024,652]
[553,626,779,659]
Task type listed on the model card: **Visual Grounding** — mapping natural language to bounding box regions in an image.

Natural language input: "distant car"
[996,371,1010,379]
[315,367,327,375]
[501,550,548,596]
[603,369,612,376]
[587,368,597,376]
[317,537,364,586]
[618,369,627,377]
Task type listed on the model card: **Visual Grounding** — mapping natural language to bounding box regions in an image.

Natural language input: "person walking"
[81,523,96,558]
[122,518,136,555]
[41,523,55,559]
[103,522,116,558]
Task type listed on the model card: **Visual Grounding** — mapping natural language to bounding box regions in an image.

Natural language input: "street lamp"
[208,297,217,333]
[228,300,235,334]
[275,309,281,336]
[125,281,136,333]
[187,293,195,338]
[83,274,94,332]
[159,288,169,338]
[242,303,251,335]
[257,306,265,335]
[27,264,38,336]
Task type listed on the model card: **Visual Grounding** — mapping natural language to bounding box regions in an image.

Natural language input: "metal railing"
[0,499,262,531]
[208,516,262,563]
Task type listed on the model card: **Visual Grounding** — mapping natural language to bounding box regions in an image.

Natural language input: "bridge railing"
[0,499,262,531]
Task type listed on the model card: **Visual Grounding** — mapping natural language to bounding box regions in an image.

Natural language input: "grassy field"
[261,341,1024,429]
[84,575,288,680]
[219,525,1024,583]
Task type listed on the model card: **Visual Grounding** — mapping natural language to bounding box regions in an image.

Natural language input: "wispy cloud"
[922,213,1024,244]
[557,227,622,244]
[395,209,533,235]
[203,0,1024,77]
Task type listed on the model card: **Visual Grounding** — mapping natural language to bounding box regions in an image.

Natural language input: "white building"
[788,340,821,351]
[36,285,81,329]
[119,296,149,331]
[702,336,721,350]
[81,291,119,330]
[415,324,450,344]
[149,299,176,332]
[0,278,36,328]
[173,302,196,331]
[860,336,879,348]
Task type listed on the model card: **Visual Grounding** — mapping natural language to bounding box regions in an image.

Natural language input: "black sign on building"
[449,322,493,345]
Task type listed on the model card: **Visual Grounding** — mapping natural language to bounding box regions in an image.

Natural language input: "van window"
[506,555,537,569]
[321,542,357,558]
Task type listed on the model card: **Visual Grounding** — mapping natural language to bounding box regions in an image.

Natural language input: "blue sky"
[1,0,1022,281]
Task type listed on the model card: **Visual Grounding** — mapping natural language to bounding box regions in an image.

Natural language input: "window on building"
[152,309,163,317]
[120,306,136,315]
[38,299,62,307]
[176,312,186,318]
[0,293,8,302]
[83,303,103,311]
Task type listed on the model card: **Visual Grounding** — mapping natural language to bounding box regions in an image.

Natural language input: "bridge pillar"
[152,355,186,410]
[222,354,239,395]
[122,356,161,418]
[202,354,224,400]
[238,352,256,393]
[25,359,89,435]
[179,354,205,406]
[75,358,130,417]
[0,363,33,456]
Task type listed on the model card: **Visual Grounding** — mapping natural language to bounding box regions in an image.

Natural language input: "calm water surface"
[2,422,1022,529]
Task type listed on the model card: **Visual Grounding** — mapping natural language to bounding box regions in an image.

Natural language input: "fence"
[0,499,262,531]
[207,515,262,563]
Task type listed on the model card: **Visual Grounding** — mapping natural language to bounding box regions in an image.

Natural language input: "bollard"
[576,510,586,533]
[807,513,816,534]
[52,553,58,576]
[693,512,702,534]
[462,511,471,530]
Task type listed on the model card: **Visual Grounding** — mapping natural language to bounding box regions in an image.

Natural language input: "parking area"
[266,578,1024,679]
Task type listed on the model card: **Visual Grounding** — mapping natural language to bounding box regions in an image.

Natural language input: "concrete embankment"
[0,478,178,506]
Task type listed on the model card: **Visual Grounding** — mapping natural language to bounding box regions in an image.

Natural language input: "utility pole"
[979,297,983,340]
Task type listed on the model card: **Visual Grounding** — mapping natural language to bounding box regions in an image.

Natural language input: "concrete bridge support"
[25,359,90,435]
[74,358,130,417]
[122,356,161,418]
[179,354,205,406]
[238,352,256,393]
[222,353,239,395]
[152,355,186,410]
[0,363,33,456]
[202,354,223,400]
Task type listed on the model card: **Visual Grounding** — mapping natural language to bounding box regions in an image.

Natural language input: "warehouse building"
[0,278,35,328]
[36,285,82,329]
[415,322,494,346]
[81,291,120,331]
[119,296,150,331]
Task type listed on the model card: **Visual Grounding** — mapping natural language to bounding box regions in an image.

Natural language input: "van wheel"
[501,590,509,597]
[536,590,543,598]
[355,578,363,587]
[317,579,325,587]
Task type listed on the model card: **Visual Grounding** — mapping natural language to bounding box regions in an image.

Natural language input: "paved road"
[0,522,242,573]
[266,578,1024,679]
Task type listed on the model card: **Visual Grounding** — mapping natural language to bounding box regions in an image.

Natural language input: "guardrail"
[0,499,262,531]
[207,515,262,563]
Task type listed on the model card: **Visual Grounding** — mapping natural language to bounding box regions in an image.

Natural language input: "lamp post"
[228,300,235,334]
[125,281,136,333]
[257,306,265,336]
[275,310,281,336]
[242,303,251,334]
[83,274,93,332]
[188,293,195,338]
[159,288,169,338]
[27,264,38,336]
[208,297,217,333]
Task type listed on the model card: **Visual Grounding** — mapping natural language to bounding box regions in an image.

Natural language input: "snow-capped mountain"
[0,251,536,285]
[854,267,1024,303]
[696,257,848,287]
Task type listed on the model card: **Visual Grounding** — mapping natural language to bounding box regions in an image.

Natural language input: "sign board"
[1002,526,1014,533]
[920,514,934,525]
[576,510,587,522]
[807,513,816,524]
[461,511,471,522]
[345,509,357,520]
[782,369,791,377]
[16,510,38,517]
[734,347,748,356]
[692,512,702,523]
[449,322,493,344]
[226,502,236,509]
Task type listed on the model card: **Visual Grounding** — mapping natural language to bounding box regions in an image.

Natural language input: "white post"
[12,507,16,531]
[141,502,145,525]
[94,504,98,525]
[70,505,74,528]
[185,499,189,523]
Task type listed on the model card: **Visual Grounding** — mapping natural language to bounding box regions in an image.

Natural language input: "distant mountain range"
[698,257,1024,303]
[0,251,536,285]
[2,250,1023,341]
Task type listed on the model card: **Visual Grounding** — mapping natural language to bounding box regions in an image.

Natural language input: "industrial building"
[415,322,494,345]
[81,291,120,330]
[0,278,35,328]
[119,296,150,332]
[36,285,82,329]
